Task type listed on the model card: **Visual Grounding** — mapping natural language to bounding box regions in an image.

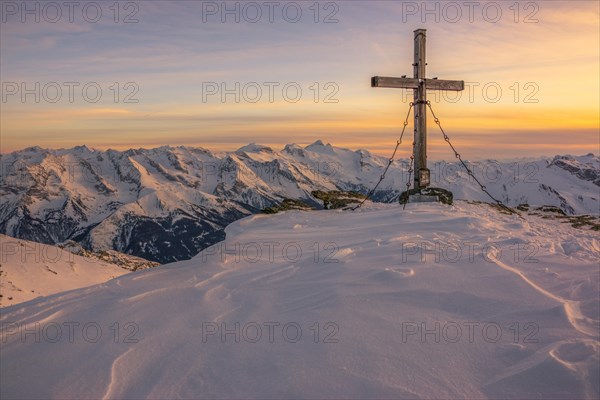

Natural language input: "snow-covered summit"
[305,139,337,154]
[1,202,598,399]
[236,143,275,154]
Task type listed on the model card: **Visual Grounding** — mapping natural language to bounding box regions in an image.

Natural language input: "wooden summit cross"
[372,29,464,191]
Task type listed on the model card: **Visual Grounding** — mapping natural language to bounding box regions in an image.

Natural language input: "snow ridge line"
[488,253,598,338]
[102,346,136,400]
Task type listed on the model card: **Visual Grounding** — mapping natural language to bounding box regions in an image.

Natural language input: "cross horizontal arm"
[426,79,464,91]
[372,76,419,89]
[371,76,464,91]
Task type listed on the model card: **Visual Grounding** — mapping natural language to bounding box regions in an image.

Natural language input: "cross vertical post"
[413,29,428,190]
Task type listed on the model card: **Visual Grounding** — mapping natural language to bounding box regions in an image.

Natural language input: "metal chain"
[425,101,521,217]
[352,102,414,210]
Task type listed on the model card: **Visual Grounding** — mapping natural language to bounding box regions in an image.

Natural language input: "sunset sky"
[1,0,598,159]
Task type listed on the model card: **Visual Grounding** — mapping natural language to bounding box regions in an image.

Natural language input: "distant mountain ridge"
[1,142,598,263]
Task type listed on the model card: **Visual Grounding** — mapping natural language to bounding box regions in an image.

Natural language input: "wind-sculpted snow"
[1,202,598,399]
[1,142,598,262]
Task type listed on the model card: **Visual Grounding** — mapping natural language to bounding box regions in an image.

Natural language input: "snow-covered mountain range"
[1,142,598,263]
[2,202,598,399]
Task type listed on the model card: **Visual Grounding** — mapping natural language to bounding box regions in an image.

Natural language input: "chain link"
[425,101,522,217]
[352,103,414,210]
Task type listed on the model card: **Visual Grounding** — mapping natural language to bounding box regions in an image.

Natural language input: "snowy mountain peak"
[549,154,600,186]
[355,148,373,157]
[307,139,326,147]
[236,143,274,154]
[305,139,337,154]
[282,143,306,157]
[22,145,43,153]
[72,144,93,153]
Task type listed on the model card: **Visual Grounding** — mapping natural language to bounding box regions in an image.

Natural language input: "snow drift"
[1,202,598,399]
